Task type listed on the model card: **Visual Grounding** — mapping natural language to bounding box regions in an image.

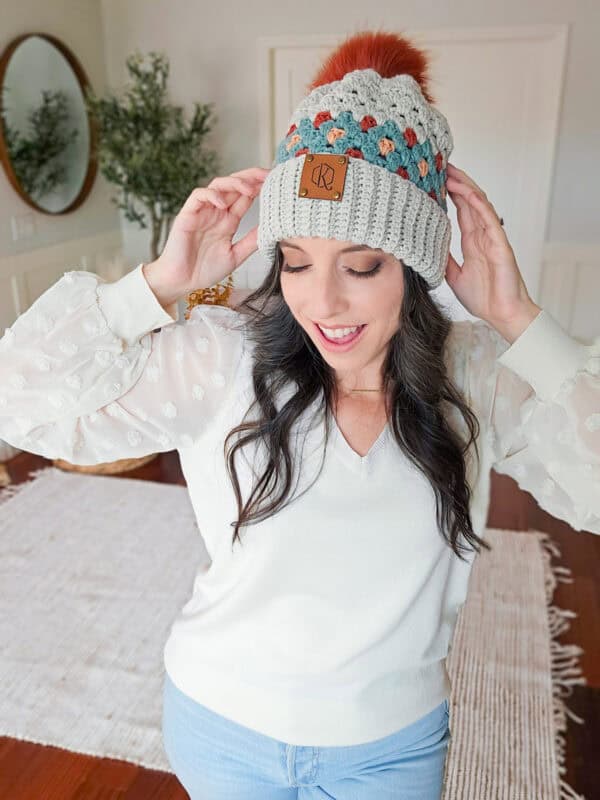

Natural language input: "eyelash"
[281,262,383,279]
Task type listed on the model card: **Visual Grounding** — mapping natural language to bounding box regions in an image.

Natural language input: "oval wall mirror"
[0,32,97,214]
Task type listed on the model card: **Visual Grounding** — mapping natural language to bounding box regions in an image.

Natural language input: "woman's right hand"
[144,166,270,302]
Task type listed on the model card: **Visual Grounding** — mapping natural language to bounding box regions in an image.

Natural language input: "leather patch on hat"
[298,153,348,201]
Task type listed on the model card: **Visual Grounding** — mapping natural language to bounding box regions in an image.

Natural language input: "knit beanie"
[257,30,454,289]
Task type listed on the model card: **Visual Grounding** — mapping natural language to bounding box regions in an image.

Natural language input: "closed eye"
[281,262,383,278]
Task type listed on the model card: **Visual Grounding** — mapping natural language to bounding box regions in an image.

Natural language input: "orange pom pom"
[307,29,436,105]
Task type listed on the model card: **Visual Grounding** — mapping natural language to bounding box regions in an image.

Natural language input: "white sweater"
[1,263,599,747]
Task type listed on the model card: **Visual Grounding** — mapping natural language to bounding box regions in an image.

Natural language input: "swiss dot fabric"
[0,264,245,464]
[464,317,600,533]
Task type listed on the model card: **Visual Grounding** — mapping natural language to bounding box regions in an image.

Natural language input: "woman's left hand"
[444,163,541,341]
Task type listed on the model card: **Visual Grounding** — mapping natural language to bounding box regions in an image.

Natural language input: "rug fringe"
[0,465,60,508]
[538,532,587,800]
[560,778,587,800]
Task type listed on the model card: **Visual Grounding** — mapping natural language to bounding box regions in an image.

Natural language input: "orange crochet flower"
[378,137,395,156]
[326,127,346,144]
[286,134,302,151]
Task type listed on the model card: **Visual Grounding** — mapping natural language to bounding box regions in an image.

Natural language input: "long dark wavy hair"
[223,242,490,562]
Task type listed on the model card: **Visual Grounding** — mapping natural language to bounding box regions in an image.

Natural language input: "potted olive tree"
[84,50,221,262]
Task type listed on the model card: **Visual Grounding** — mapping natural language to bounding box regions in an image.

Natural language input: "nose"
[307,267,350,323]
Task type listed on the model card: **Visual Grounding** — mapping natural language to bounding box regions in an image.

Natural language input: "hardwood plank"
[119,767,187,800]
[70,756,138,799]
[563,685,600,800]
[0,740,91,800]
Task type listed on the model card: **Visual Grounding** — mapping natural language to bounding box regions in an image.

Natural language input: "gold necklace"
[349,388,384,392]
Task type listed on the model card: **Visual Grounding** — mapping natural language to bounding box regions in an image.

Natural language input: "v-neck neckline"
[330,415,390,473]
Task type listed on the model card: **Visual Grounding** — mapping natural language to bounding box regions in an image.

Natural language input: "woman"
[1,31,598,800]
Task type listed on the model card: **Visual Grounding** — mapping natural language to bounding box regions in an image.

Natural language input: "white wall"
[1,1,598,284]
[98,0,600,279]
[0,0,121,259]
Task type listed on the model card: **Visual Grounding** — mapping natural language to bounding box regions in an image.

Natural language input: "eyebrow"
[279,240,373,254]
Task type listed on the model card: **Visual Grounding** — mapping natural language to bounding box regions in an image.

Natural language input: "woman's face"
[278,236,405,392]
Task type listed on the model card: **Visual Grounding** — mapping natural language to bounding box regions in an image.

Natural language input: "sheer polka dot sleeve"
[0,264,246,464]
[467,309,600,534]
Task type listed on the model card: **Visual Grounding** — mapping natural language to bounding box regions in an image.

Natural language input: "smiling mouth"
[313,322,364,329]
[314,322,367,346]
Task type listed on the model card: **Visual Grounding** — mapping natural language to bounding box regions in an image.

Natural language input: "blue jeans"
[162,672,450,799]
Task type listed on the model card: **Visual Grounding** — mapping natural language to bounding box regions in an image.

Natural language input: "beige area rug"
[0,466,586,799]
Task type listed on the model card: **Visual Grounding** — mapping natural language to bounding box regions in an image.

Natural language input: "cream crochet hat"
[257,30,454,288]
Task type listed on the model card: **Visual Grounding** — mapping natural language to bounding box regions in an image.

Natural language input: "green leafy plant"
[84,51,220,260]
[1,87,78,198]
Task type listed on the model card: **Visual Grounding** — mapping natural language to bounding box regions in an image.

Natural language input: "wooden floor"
[1,450,598,800]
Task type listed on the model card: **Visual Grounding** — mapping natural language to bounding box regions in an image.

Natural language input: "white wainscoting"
[539,242,600,344]
[0,229,124,328]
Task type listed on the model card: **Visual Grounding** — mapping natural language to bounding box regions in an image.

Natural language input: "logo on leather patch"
[298,153,348,201]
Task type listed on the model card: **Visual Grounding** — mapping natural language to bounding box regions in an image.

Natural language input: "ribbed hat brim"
[257,155,450,289]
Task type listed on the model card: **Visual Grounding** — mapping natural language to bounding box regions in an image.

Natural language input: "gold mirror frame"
[0,32,98,215]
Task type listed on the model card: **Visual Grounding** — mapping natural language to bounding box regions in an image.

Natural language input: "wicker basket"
[52,453,158,475]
